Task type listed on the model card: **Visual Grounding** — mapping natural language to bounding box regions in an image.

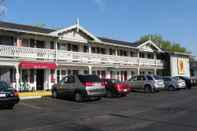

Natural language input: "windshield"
[111,79,121,83]
[0,81,10,91]
[78,75,101,82]
[153,75,162,80]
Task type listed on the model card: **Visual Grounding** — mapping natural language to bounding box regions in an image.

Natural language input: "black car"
[174,76,192,89]
[52,75,106,102]
[0,81,20,109]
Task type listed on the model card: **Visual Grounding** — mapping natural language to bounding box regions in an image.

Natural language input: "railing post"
[137,51,140,75]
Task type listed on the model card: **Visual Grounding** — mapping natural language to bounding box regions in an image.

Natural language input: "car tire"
[52,90,58,98]
[74,92,83,102]
[106,90,113,98]
[144,85,152,93]
[168,86,175,91]
[7,105,14,109]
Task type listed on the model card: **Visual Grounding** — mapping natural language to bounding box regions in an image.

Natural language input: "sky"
[1,0,197,55]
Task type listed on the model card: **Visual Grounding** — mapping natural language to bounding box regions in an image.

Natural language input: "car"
[52,74,106,102]
[101,79,132,97]
[162,76,186,91]
[0,81,20,109]
[127,75,165,93]
[173,76,192,89]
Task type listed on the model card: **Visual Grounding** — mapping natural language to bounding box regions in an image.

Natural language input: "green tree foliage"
[139,34,187,53]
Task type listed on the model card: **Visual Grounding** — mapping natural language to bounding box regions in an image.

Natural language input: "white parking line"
[19,102,42,110]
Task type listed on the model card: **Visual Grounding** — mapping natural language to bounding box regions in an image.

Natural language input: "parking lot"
[1,88,197,131]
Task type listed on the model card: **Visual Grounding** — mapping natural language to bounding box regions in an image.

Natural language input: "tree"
[139,34,187,53]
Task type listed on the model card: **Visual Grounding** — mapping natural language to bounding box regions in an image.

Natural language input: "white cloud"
[0,0,7,16]
[92,0,106,12]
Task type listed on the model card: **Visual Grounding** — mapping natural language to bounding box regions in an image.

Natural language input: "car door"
[137,76,146,89]
[64,75,76,96]
[128,76,138,89]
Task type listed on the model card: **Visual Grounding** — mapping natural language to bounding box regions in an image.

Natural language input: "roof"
[0,21,55,33]
[98,37,142,47]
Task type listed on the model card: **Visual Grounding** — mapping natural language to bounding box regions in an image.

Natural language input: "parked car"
[173,76,192,89]
[52,75,106,102]
[162,76,186,91]
[0,81,20,109]
[127,75,165,93]
[101,79,132,97]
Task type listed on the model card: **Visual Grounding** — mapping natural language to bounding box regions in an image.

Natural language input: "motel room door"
[36,69,44,90]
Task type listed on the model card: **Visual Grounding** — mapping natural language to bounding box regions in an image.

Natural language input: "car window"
[0,81,10,91]
[163,77,171,81]
[78,75,101,82]
[111,79,121,83]
[61,76,75,84]
[137,76,145,81]
[129,76,137,81]
[147,76,153,80]
[153,75,162,80]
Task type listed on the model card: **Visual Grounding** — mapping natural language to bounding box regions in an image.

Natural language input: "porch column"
[15,64,20,91]
[55,40,58,61]
[115,48,118,56]
[88,43,92,54]
[16,37,22,47]
[106,70,111,79]
[88,66,92,74]
[154,52,157,75]
[137,51,140,75]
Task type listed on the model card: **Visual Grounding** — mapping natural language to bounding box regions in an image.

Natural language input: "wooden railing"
[0,45,165,67]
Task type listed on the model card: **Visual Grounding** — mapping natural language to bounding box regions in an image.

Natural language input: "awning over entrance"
[19,61,57,69]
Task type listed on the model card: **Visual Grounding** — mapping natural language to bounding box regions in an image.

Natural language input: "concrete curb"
[20,96,42,100]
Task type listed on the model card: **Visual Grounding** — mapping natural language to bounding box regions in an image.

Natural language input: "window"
[91,47,96,53]
[50,41,54,49]
[84,70,89,75]
[30,69,34,83]
[83,45,88,52]
[129,76,137,81]
[67,44,71,51]
[57,70,60,83]
[137,76,145,81]
[72,45,79,52]
[148,53,154,59]
[101,48,106,54]
[96,47,100,53]
[109,49,115,55]
[140,52,145,58]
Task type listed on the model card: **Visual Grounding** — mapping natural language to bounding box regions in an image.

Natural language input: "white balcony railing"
[0,45,165,67]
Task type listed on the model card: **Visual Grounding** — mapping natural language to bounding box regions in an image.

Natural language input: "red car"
[101,79,132,97]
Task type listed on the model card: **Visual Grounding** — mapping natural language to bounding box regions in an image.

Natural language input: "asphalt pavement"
[1,88,197,131]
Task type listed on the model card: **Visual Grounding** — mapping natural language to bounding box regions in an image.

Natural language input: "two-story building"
[0,21,191,91]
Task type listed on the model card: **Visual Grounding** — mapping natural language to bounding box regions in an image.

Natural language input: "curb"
[20,96,42,100]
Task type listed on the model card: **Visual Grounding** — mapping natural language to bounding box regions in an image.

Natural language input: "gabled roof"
[137,40,163,52]
[0,21,55,33]
[50,24,101,42]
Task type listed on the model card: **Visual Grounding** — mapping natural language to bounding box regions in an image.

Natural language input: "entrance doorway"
[36,69,44,90]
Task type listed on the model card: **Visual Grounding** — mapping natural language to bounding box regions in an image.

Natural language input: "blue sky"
[1,0,197,55]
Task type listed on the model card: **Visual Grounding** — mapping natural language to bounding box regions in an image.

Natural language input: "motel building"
[0,21,191,92]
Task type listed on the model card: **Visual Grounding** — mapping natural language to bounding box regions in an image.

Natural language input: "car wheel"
[106,90,113,98]
[168,86,175,91]
[7,105,14,109]
[52,90,58,98]
[144,85,152,93]
[74,92,83,102]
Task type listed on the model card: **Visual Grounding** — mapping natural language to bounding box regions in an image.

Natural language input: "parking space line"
[19,102,43,110]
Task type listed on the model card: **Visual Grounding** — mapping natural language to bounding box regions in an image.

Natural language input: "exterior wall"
[170,55,190,77]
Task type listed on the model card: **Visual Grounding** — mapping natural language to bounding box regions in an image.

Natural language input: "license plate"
[0,93,6,97]
[123,89,128,92]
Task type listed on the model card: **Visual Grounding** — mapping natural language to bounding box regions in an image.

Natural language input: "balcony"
[0,45,165,68]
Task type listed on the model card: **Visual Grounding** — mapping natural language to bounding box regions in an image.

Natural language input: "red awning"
[19,61,57,69]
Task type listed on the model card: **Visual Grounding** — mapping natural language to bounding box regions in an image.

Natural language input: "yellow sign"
[177,58,186,75]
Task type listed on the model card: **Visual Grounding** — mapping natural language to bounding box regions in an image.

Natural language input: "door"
[137,76,146,89]
[36,69,44,90]
[60,75,75,96]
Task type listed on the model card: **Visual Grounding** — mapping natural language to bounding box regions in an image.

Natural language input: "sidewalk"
[19,91,52,100]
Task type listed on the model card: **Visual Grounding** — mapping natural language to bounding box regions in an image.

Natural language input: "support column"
[88,66,92,74]
[88,43,92,54]
[154,52,157,75]
[55,40,58,61]
[16,37,22,47]
[15,64,20,91]
[106,70,111,79]
[34,70,37,91]
[115,48,118,56]
[137,51,140,75]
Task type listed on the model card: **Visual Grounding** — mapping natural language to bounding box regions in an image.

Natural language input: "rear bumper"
[0,97,20,106]
[86,89,106,97]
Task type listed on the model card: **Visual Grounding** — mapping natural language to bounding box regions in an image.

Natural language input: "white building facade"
[0,21,190,91]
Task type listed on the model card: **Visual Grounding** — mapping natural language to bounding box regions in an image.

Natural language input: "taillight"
[116,84,122,91]
[13,90,19,97]
[82,82,95,86]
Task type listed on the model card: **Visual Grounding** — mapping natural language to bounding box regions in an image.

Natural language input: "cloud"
[92,0,106,12]
[0,0,7,16]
